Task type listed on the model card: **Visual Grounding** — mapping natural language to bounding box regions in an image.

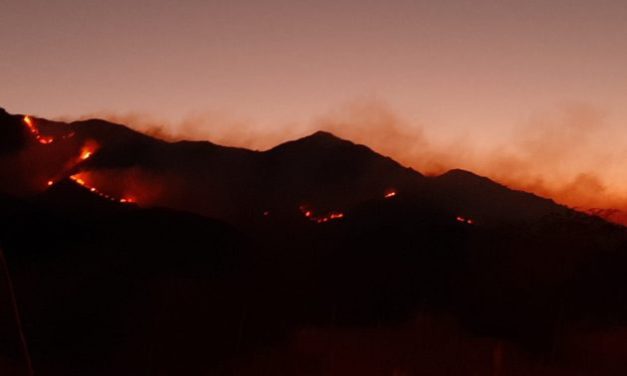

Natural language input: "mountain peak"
[308,130,341,139]
[268,130,353,153]
[298,130,348,145]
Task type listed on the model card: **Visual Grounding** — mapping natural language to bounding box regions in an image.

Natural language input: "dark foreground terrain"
[1,107,627,375]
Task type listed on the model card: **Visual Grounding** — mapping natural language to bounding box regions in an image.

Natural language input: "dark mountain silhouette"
[430,168,570,223]
[0,108,27,156]
[1,110,574,227]
[1,108,627,375]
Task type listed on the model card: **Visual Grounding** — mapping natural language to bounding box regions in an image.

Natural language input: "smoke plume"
[68,100,627,223]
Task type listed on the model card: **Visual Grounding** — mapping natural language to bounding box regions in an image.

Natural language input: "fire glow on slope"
[40,137,100,189]
[23,116,133,205]
[29,124,475,225]
[69,174,136,204]
[299,205,345,224]
[23,115,54,144]
[80,148,93,161]
[298,188,399,223]
[76,142,99,163]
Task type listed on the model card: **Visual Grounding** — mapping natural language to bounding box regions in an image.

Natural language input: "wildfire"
[315,212,344,223]
[69,174,135,205]
[23,116,34,132]
[23,115,55,145]
[78,141,99,162]
[299,205,345,224]
[80,150,93,160]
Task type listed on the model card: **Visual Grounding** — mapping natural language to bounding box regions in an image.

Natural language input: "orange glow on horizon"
[40,102,627,227]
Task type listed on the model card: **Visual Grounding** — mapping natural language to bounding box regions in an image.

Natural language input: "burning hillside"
[68,174,135,204]
[12,115,135,204]
[0,110,586,228]
[23,115,54,145]
[299,205,345,223]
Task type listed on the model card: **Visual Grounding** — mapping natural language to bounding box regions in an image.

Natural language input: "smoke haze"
[68,100,627,222]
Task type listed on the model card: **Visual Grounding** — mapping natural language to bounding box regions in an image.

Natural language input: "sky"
[2,0,627,213]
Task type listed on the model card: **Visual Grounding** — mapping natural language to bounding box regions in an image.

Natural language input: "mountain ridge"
[0,108,598,227]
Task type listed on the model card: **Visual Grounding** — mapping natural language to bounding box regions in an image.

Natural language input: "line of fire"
[23,115,135,205]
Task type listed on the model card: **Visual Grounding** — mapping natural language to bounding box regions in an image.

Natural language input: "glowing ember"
[39,137,54,144]
[300,205,345,224]
[78,143,98,161]
[69,174,135,205]
[72,176,86,186]
[456,216,475,225]
[384,190,397,199]
[47,180,54,187]
[313,212,345,223]
[328,212,344,220]
[80,150,93,160]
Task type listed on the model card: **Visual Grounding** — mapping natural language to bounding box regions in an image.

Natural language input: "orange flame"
[23,116,34,130]
[23,115,55,145]
[80,150,93,160]
[78,142,99,162]
[71,176,86,186]
[300,205,345,224]
[384,189,397,199]
[69,174,135,205]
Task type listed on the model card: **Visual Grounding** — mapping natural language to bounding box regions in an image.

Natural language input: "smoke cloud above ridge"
[64,99,627,222]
